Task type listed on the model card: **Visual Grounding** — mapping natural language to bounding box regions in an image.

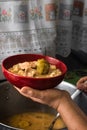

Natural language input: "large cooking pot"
[0,81,87,130]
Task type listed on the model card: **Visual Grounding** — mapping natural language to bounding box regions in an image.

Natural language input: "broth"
[1,112,66,130]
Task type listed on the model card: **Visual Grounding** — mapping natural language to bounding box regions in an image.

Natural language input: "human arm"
[15,86,87,130]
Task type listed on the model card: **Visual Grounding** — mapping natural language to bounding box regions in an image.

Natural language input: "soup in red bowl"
[2,54,67,90]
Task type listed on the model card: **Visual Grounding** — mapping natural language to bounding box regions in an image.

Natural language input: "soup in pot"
[1,112,66,130]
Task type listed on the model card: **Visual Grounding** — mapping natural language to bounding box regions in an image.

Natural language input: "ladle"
[48,89,81,130]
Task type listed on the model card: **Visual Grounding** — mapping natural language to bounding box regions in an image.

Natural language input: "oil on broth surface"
[2,112,66,130]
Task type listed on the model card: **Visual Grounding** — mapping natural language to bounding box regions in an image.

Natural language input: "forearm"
[58,94,87,130]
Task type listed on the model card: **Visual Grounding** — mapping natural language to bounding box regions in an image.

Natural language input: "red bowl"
[2,54,67,90]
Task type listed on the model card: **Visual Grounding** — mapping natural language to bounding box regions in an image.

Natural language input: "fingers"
[20,87,45,102]
[14,86,45,104]
[77,76,87,85]
[14,86,56,106]
[14,86,64,109]
[83,81,87,92]
[76,76,87,92]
